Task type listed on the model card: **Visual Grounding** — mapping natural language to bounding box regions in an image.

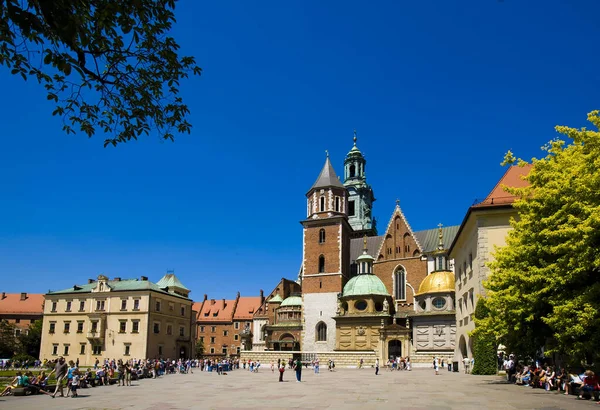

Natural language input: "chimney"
[141,276,148,281]
[203,294,207,301]
[20,292,27,301]
[114,277,121,281]
[211,299,215,305]
[1,292,5,300]
[236,291,240,298]
[260,289,264,304]
[222,298,226,307]
[88,279,95,284]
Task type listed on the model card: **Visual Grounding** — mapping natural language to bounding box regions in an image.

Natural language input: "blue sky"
[1,0,599,299]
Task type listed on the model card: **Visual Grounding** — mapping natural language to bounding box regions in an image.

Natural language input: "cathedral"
[244,133,459,366]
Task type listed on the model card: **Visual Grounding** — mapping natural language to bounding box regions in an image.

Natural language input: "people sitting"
[1,371,23,396]
[578,370,600,401]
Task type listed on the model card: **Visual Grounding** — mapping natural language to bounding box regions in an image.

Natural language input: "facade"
[449,165,532,365]
[40,273,194,366]
[0,292,44,337]
[195,292,262,358]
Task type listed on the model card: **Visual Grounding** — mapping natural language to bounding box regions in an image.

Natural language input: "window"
[66,301,72,312]
[348,201,355,216]
[133,299,140,310]
[91,321,98,333]
[76,321,84,333]
[234,334,239,341]
[210,337,216,344]
[213,312,218,317]
[179,326,185,337]
[211,326,216,333]
[335,197,340,212]
[119,320,127,333]
[124,344,131,356]
[394,268,406,300]
[63,321,71,333]
[79,301,85,312]
[49,322,56,334]
[155,300,161,312]
[355,300,367,311]
[349,164,356,178]
[223,330,228,336]
[63,344,70,355]
[169,302,174,312]
[80,344,86,355]
[95,300,105,311]
[200,326,205,332]
[15,329,21,337]
[233,323,239,330]
[210,348,215,354]
[51,302,57,312]
[92,345,102,355]
[319,228,326,244]
[181,306,186,316]
[319,196,325,212]
[432,297,446,309]
[132,321,139,333]
[419,300,427,310]
[469,253,473,270]
[316,322,327,342]
[318,255,325,273]
[52,344,58,355]
[153,322,160,334]
[121,299,127,310]
[222,347,227,355]
[237,347,241,354]
[158,345,163,356]
[200,336,204,343]
[15,318,20,324]
[166,324,173,335]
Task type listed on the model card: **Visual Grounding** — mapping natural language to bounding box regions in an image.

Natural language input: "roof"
[350,236,383,262]
[413,225,460,254]
[155,273,190,291]
[197,298,236,322]
[268,294,283,303]
[233,296,262,320]
[474,164,533,208]
[0,293,44,315]
[342,274,389,297]
[192,301,203,314]
[48,278,188,297]
[309,156,344,192]
[416,271,455,295]
[280,296,303,307]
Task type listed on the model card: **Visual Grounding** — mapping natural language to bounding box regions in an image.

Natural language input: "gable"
[376,204,422,261]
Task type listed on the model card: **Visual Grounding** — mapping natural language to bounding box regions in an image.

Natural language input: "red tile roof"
[197,298,236,322]
[0,293,44,315]
[474,164,532,207]
[233,297,262,320]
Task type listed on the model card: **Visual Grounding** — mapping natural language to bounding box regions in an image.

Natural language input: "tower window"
[349,164,356,178]
[318,255,325,273]
[335,197,340,212]
[320,196,325,212]
[348,201,355,216]
[394,268,406,301]
[319,229,326,243]
[316,322,327,342]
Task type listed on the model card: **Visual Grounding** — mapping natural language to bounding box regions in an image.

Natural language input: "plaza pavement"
[0,366,597,410]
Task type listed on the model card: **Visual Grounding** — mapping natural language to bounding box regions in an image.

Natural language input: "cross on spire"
[353,129,357,146]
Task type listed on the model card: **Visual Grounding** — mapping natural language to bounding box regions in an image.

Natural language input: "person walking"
[375,358,380,375]
[278,362,285,382]
[48,356,68,398]
[314,357,320,374]
[293,357,302,382]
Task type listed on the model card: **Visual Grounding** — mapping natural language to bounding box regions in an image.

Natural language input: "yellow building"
[449,165,532,366]
[40,273,194,366]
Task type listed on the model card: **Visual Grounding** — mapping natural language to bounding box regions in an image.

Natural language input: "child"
[70,370,80,398]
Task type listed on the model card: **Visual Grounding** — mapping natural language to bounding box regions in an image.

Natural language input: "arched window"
[335,197,340,212]
[319,229,326,244]
[349,164,356,178]
[394,268,406,300]
[318,255,325,273]
[320,196,325,212]
[316,322,327,341]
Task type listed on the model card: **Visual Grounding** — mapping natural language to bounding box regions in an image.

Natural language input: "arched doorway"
[279,334,295,351]
[388,340,402,360]
[458,335,468,358]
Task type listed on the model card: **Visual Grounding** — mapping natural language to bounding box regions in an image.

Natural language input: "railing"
[471,196,516,206]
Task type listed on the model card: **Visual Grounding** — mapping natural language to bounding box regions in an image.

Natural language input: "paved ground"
[0,367,597,410]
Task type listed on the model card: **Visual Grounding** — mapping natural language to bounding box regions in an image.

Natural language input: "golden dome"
[416,270,455,295]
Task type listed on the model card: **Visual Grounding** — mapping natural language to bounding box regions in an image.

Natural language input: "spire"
[363,234,367,250]
[437,223,444,250]
[310,155,344,191]
[353,129,357,146]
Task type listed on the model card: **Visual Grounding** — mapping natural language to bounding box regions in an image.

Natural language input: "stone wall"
[302,292,337,352]
[240,350,378,368]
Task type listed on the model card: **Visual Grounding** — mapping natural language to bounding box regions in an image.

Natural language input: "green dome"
[343,274,389,297]
[280,296,302,307]
[269,294,283,303]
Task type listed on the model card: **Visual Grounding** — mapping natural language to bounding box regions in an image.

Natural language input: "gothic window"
[316,322,327,342]
[318,255,325,273]
[319,229,326,244]
[320,196,325,212]
[349,164,356,178]
[394,268,406,301]
[348,201,355,216]
[335,197,340,212]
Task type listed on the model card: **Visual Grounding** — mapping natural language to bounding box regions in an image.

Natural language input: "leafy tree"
[471,299,498,375]
[18,319,42,358]
[194,339,204,358]
[0,320,19,358]
[0,0,201,146]
[479,110,600,366]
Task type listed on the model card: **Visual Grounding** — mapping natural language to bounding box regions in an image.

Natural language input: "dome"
[343,274,389,297]
[416,271,455,295]
[280,296,302,307]
[269,294,283,303]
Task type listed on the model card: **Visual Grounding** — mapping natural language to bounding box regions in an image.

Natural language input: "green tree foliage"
[479,110,600,366]
[195,339,204,358]
[0,0,201,146]
[471,299,498,375]
[18,319,42,359]
[0,320,19,358]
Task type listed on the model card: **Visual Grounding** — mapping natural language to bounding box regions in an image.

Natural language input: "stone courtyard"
[0,367,596,410]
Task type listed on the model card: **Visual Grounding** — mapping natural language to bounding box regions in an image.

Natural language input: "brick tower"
[301,153,351,352]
